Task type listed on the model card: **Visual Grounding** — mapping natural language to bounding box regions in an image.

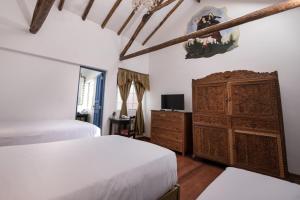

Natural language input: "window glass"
[117,82,138,113]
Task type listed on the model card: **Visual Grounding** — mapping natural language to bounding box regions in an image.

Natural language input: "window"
[85,80,95,109]
[77,80,96,112]
[117,82,138,113]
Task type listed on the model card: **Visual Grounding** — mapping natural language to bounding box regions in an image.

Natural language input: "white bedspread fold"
[0,120,100,146]
[0,136,177,200]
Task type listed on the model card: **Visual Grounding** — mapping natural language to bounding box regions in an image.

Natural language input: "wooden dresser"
[151,110,192,156]
[192,70,288,178]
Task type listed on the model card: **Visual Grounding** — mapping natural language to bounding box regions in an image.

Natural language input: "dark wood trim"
[136,136,151,142]
[120,12,154,57]
[159,185,180,200]
[117,10,136,35]
[82,0,95,21]
[120,0,164,57]
[151,0,177,12]
[289,173,300,184]
[30,0,55,34]
[120,0,300,60]
[143,0,183,45]
[101,0,123,28]
[58,0,65,11]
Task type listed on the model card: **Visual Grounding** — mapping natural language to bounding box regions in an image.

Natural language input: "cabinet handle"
[225,97,232,103]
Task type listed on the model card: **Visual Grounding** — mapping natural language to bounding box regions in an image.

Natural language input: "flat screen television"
[161,94,184,111]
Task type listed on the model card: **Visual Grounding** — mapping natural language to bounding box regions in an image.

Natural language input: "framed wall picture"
[185,6,240,59]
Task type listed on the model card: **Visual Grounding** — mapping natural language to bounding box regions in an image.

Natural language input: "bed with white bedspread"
[0,135,178,200]
[197,167,300,200]
[0,120,100,146]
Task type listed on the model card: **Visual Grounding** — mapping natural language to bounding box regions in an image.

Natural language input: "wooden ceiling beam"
[151,0,177,12]
[30,0,55,34]
[102,0,123,28]
[120,0,164,57]
[117,10,136,35]
[120,0,300,60]
[115,0,176,36]
[143,0,183,45]
[58,0,65,11]
[120,13,154,57]
[82,0,95,20]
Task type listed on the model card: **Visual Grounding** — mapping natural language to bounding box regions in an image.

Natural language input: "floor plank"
[177,155,224,200]
[136,137,224,199]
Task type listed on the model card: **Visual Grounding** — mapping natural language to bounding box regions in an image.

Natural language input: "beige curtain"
[117,68,150,90]
[117,68,150,135]
[134,82,145,135]
[119,81,132,116]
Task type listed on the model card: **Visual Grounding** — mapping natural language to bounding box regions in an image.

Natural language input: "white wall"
[0,0,150,134]
[148,0,300,174]
[0,49,79,120]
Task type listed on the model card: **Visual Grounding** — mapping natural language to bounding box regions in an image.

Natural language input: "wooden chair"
[119,116,136,138]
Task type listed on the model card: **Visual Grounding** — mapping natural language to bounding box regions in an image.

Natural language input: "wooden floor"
[177,155,224,200]
[137,137,300,199]
[137,137,225,200]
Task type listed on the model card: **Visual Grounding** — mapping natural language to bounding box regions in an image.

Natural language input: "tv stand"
[151,110,192,156]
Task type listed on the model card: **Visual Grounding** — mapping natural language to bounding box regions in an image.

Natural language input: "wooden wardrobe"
[192,70,288,178]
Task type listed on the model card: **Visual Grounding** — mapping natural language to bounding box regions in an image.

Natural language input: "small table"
[109,117,131,135]
[76,113,89,122]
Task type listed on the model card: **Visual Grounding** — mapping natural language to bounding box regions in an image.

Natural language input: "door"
[193,126,230,164]
[228,80,278,117]
[193,83,228,115]
[232,130,283,177]
[93,73,105,128]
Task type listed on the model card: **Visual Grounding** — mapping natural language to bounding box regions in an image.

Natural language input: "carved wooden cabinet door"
[193,83,228,115]
[193,126,230,164]
[228,80,278,117]
[192,71,287,178]
[232,130,284,177]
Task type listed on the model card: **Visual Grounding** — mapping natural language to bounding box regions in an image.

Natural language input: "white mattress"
[198,167,300,200]
[0,120,100,146]
[0,135,177,200]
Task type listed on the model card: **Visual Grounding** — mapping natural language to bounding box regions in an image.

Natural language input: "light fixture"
[132,0,160,12]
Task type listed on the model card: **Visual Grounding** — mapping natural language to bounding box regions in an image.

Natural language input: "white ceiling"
[63,0,199,46]
[63,0,281,47]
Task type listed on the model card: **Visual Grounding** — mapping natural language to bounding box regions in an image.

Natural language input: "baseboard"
[136,136,151,142]
[288,173,300,184]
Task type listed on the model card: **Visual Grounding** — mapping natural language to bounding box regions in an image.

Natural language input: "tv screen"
[161,94,184,111]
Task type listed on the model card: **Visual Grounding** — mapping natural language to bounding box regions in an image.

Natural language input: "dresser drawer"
[152,119,184,132]
[152,134,182,152]
[152,111,184,122]
[151,127,182,142]
[151,111,192,156]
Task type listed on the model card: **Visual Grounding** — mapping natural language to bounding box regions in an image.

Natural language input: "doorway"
[76,67,106,132]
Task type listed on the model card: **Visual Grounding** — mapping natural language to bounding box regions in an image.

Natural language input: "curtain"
[134,82,145,135]
[117,68,150,90]
[117,68,150,135]
[119,81,132,116]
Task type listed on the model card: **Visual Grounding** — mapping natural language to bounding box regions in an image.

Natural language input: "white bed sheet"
[0,120,100,146]
[0,135,177,200]
[197,167,300,200]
